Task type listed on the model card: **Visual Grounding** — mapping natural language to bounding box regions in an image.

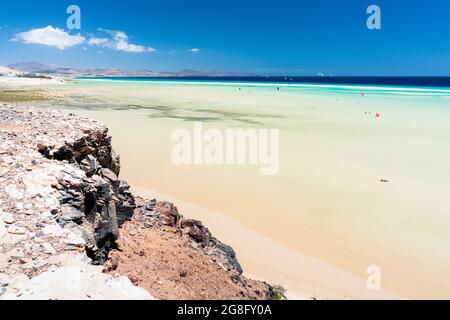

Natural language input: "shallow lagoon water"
[44,79,450,298]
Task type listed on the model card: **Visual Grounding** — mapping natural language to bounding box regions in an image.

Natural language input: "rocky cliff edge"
[0,104,278,300]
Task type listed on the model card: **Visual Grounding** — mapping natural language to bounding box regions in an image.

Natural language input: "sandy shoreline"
[3,78,450,299]
[131,185,403,300]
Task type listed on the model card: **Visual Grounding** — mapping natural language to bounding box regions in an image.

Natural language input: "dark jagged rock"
[38,127,121,176]
[36,124,135,264]
[60,205,85,225]
[79,155,98,177]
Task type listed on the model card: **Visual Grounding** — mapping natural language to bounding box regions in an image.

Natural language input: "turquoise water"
[74,78,450,97]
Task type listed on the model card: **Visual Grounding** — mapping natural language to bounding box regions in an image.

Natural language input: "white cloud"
[88,37,109,46]
[11,25,156,53]
[11,26,85,50]
[188,48,200,53]
[115,39,156,53]
[89,30,156,53]
[112,31,128,41]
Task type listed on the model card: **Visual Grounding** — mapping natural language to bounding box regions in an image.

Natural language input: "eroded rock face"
[33,112,135,264]
[0,106,135,264]
[37,127,121,177]
[55,171,135,264]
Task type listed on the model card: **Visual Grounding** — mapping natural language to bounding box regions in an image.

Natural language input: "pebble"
[66,233,86,248]
[4,184,24,200]
[8,225,27,235]
[42,224,64,237]
[99,168,118,182]
[2,213,16,225]
[7,248,25,259]
[42,243,57,255]
[19,258,32,265]
[180,270,188,278]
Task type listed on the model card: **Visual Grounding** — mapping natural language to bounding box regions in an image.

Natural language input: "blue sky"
[0,0,449,75]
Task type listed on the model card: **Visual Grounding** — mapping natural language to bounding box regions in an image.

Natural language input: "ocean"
[78,76,450,88]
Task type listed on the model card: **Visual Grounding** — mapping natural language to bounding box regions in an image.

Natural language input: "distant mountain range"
[7,62,257,77]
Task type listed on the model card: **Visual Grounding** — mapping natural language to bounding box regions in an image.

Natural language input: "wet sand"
[132,185,402,300]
